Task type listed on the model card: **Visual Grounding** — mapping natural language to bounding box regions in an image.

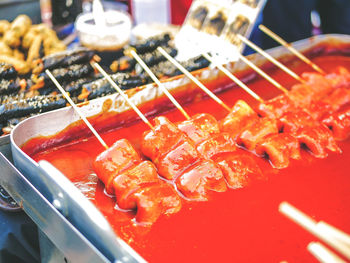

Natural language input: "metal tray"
[8,34,350,262]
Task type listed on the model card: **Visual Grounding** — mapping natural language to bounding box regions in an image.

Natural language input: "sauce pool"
[28,55,350,262]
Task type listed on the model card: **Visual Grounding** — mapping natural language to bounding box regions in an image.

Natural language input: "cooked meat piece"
[321,88,350,113]
[220,100,259,137]
[93,139,141,194]
[177,113,220,145]
[214,152,262,189]
[237,117,278,151]
[129,182,182,225]
[257,94,297,119]
[176,159,227,201]
[301,72,334,99]
[113,161,159,210]
[288,84,315,108]
[157,141,199,180]
[325,66,350,89]
[279,109,314,133]
[197,132,236,159]
[141,116,186,161]
[323,107,350,141]
[280,109,341,157]
[295,126,341,158]
[255,133,301,169]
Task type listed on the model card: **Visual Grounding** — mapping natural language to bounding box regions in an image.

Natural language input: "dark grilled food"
[0,78,21,96]
[131,33,171,54]
[0,94,66,122]
[36,48,95,73]
[110,56,136,73]
[188,6,209,30]
[79,73,147,101]
[149,55,210,78]
[204,11,227,36]
[33,63,94,89]
[0,63,17,79]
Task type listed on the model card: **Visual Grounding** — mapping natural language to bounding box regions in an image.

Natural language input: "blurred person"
[262,0,350,49]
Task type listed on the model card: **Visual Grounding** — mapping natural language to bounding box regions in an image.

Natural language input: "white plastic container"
[75,10,132,51]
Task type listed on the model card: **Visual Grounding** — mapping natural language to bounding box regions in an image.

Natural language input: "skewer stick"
[308,242,347,263]
[237,35,306,84]
[237,53,289,94]
[279,202,350,260]
[45,69,109,150]
[317,221,350,247]
[259,25,325,75]
[157,46,231,113]
[128,49,191,120]
[202,53,264,103]
[92,62,155,131]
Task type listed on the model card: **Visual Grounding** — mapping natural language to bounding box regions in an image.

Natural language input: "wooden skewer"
[202,53,264,103]
[157,46,231,113]
[259,25,325,75]
[92,62,155,131]
[317,221,350,247]
[308,242,347,263]
[45,69,109,150]
[237,35,306,84]
[236,52,289,94]
[279,202,350,260]
[128,49,191,120]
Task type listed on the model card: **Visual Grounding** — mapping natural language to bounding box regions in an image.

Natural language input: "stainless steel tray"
[9,34,350,262]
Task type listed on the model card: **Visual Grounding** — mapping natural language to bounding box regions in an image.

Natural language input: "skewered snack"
[137,46,178,69]
[255,134,301,169]
[130,33,171,54]
[221,100,259,137]
[110,46,177,74]
[32,64,94,90]
[214,152,262,188]
[141,116,227,201]
[0,94,66,123]
[147,55,210,79]
[79,73,147,101]
[176,113,263,188]
[323,106,350,140]
[93,138,181,225]
[33,48,96,73]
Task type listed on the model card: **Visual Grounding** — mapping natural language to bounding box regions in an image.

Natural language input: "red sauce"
[26,55,350,262]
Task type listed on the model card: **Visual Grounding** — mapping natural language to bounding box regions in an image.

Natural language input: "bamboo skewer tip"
[279,202,350,260]
[45,69,109,150]
[130,49,191,120]
[91,62,155,131]
[237,34,306,84]
[258,25,326,75]
[157,46,231,113]
[203,52,264,103]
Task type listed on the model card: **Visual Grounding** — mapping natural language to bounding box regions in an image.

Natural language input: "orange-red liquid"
[25,55,350,262]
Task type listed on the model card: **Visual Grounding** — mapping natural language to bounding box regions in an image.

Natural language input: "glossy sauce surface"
[27,55,350,262]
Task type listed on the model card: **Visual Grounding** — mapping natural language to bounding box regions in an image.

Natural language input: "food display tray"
[7,34,350,262]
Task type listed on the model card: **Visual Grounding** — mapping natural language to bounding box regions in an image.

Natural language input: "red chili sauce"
[25,54,350,262]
